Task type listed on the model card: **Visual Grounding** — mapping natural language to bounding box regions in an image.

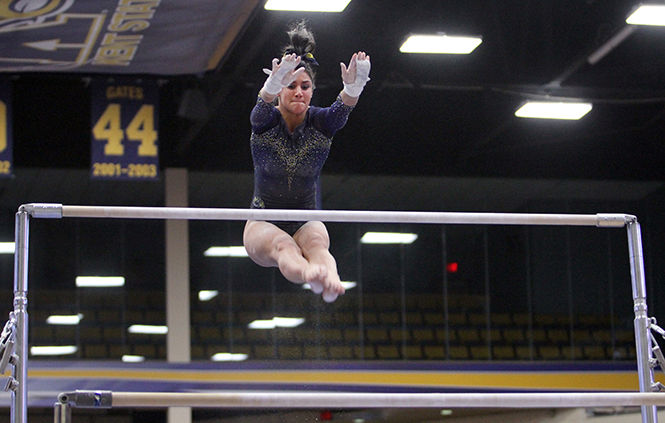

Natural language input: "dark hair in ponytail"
[282,20,318,84]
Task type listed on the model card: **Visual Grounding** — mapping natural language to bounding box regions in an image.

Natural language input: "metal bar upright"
[53,402,71,423]
[626,219,657,423]
[12,209,29,423]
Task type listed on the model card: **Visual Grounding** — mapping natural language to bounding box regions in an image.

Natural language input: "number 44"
[93,103,157,157]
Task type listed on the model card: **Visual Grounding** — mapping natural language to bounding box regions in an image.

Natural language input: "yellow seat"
[353,345,376,359]
[492,345,515,360]
[515,346,534,360]
[538,345,561,360]
[366,328,389,342]
[547,328,568,343]
[448,345,470,360]
[328,345,354,359]
[423,345,445,359]
[412,328,434,343]
[469,345,490,360]
[583,345,607,360]
[503,328,524,342]
[404,345,423,359]
[278,345,302,360]
[376,344,400,360]
[457,328,479,342]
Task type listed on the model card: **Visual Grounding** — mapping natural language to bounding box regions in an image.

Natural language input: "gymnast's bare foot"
[303,265,345,302]
[321,270,345,303]
[303,264,328,293]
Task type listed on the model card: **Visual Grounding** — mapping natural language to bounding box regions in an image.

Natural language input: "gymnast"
[243,21,370,302]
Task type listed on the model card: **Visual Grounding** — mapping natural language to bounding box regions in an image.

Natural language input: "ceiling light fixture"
[30,345,77,356]
[360,232,418,244]
[204,246,248,257]
[400,34,482,54]
[0,242,14,254]
[264,0,351,12]
[122,355,145,363]
[198,290,219,301]
[211,352,249,362]
[75,276,125,287]
[248,317,305,329]
[128,324,168,334]
[626,4,665,26]
[46,314,83,325]
[514,101,592,120]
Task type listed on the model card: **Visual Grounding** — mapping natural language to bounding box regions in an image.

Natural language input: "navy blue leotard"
[249,95,354,235]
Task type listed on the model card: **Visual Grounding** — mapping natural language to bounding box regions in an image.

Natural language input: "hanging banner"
[90,79,158,180]
[0,0,260,75]
[0,80,12,178]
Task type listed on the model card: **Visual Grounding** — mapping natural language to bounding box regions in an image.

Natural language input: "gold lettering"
[118,0,161,5]
[93,45,137,66]
[108,13,150,32]
[105,86,144,100]
[93,33,142,66]
[117,5,158,14]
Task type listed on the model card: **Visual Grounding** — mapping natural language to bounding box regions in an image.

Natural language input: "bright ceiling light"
[514,101,592,120]
[360,232,418,244]
[128,324,168,334]
[626,5,665,26]
[122,355,145,363]
[30,345,77,356]
[248,317,305,329]
[400,34,482,54]
[0,242,14,254]
[46,314,83,325]
[264,0,351,12]
[211,352,249,362]
[204,246,248,257]
[303,281,357,290]
[198,290,219,301]
[273,317,305,327]
[75,276,125,287]
[248,319,276,329]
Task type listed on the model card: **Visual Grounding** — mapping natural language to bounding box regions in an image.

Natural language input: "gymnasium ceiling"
[3,0,665,196]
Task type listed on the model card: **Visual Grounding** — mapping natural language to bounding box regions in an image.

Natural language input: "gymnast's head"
[275,20,318,114]
[282,20,318,86]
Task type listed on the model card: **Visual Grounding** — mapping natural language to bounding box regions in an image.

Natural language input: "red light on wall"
[320,410,333,420]
[446,262,458,273]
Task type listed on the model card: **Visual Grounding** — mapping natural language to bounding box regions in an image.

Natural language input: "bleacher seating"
[21,289,637,362]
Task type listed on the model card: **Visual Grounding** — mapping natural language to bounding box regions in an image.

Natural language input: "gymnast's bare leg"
[243,220,345,302]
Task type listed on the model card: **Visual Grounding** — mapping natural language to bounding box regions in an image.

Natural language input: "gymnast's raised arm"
[340,51,371,106]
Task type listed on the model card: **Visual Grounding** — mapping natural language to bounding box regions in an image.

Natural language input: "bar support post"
[12,209,29,423]
[627,219,657,423]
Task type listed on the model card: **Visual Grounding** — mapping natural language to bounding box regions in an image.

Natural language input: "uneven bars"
[58,391,665,409]
[23,203,631,227]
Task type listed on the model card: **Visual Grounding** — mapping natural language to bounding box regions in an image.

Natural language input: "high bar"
[21,204,631,227]
[58,391,665,409]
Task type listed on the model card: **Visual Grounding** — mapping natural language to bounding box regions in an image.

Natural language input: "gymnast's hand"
[340,51,371,98]
[262,53,306,96]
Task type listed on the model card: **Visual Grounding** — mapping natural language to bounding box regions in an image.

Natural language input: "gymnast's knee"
[271,233,302,257]
[295,226,330,251]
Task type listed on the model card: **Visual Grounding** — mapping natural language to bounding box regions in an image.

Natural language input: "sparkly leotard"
[249,95,354,235]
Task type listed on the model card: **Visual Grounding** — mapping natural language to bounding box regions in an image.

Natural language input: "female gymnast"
[243,21,370,302]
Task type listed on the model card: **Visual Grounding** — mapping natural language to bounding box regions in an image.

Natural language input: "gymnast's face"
[278,72,313,117]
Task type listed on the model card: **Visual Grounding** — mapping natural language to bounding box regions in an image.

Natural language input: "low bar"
[59,391,665,410]
[53,204,629,227]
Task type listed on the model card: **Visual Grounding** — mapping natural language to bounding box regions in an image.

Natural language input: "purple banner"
[0,80,11,178]
[90,79,158,180]
[0,0,259,75]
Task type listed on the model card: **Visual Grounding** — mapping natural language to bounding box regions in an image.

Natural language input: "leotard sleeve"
[250,96,281,134]
[308,96,354,138]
